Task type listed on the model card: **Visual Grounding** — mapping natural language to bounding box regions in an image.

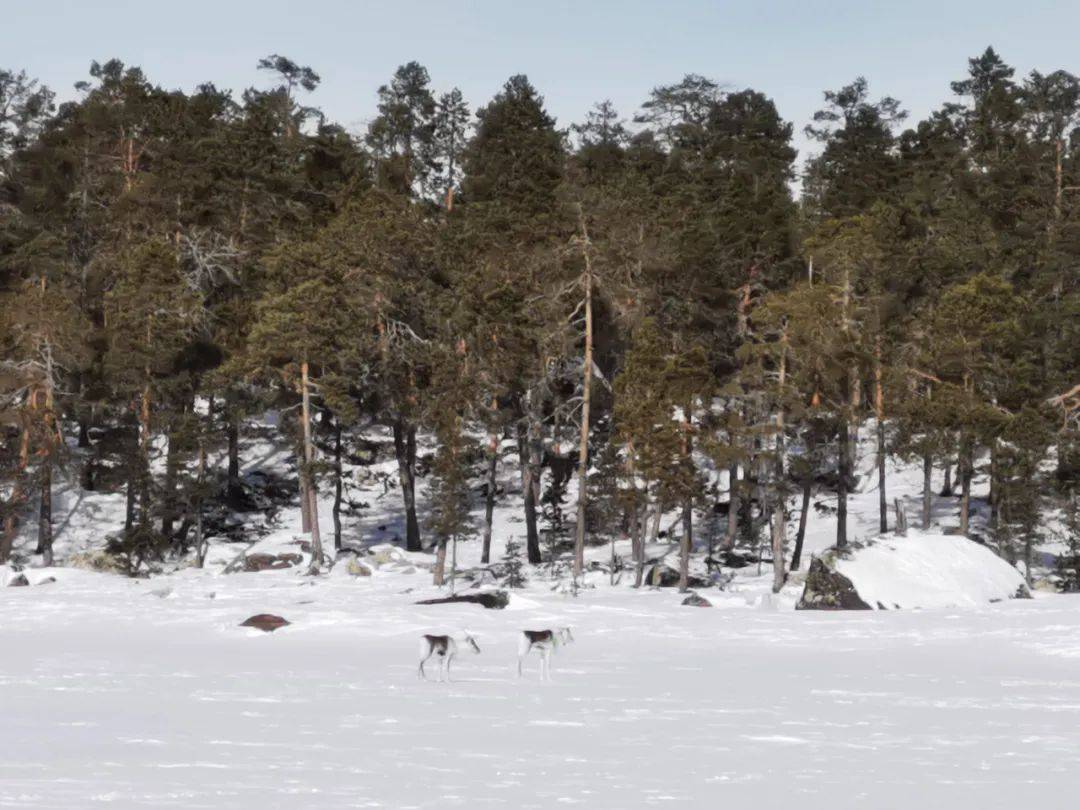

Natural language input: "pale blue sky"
[6,0,1079,165]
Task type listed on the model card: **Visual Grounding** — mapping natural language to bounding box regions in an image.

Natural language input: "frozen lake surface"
[4,568,1080,809]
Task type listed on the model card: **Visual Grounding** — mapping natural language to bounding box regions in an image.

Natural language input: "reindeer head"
[463,632,481,654]
[558,627,574,644]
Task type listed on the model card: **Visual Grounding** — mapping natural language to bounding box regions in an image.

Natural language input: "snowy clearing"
[4,567,1080,809]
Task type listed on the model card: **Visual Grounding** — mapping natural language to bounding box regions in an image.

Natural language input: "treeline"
[0,49,1077,591]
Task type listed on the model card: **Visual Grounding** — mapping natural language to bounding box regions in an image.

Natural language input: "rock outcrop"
[798,533,1032,610]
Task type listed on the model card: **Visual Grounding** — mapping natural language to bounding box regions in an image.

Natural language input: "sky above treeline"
[7,0,1080,171]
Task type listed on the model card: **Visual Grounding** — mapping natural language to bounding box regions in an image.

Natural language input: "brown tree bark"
[481,424,498,564]
[678,402,693,593]
[771,326,788,593]
[333,419,343,553]
[724,461,739,550]
[300,361,323,572]
[875,337,887,534]
[572,209,594,581]
[837,420,849,549]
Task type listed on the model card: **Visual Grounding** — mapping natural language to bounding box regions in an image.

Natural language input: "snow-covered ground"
[3,421,1080,807]
[4,567,1080,809]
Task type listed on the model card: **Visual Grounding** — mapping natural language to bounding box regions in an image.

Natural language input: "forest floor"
[2,422,1079,808]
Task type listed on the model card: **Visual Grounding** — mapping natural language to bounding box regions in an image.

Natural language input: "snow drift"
[798,532,1032,610]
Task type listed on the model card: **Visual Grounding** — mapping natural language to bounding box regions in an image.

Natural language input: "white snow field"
[3,424,1080,808]
[4,567,1080,809]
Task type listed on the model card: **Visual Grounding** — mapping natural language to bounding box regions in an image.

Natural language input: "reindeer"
[517,627,574,680]
[418,632,480,682]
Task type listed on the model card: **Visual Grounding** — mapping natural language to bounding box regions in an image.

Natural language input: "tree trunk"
[649,496,662,543]
[124,452,137,535]
[138,383,152,527]
[941,462,953,497]
[959,437,973,538]
[481,428,498,564]
[433,537,447,586]
[837,420,849,549]
[392,418,422,552]
[300,360,323,572]
[678,502,693,592]
[519,415,543,565]
[450,533,458,594]
[792,475,812,571]
[922,452,933,530]
[572,229,594,581]
[989,439,1000,530]
[36,453,52,568]
[771,330,788,594]
[628,455,644,587]
[161,427,180,541]
[299,417,312,534]
[678,403,694,593]
[725,463,739,549]
[877,419,887,535]
[333,419,343,553]
[195,435,208,568]
[875,340,887,534]
[226,416,241,497]
[894,498,908,536]
[0,425,29,563]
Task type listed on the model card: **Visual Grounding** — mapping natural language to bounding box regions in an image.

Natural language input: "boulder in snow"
[7,573,29,587]
[240,614,290,632]
[681,592,712,607]
[796,557,872,610]
[797,532,1032,610]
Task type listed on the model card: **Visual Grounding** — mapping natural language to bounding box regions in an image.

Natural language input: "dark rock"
[682,592,712,607]
[710,549,758,569]
[644,564,710,589]
[416,590,510,610]
[240,613,290,632]
[796,556,872,610]
[7,573,29,587]
[239,552,303,572]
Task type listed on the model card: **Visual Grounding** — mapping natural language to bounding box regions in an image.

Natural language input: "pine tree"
[366,62,437,197]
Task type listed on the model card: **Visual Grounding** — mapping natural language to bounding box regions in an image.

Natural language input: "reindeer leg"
[418,648,431,680]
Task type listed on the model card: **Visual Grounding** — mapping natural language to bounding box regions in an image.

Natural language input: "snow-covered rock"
[798,532,1032,610]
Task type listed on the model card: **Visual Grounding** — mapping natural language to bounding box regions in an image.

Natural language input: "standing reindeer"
[418,632,480,682]
[517,627,574,680]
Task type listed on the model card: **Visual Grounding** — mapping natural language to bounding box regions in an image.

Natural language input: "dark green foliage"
[0,50,1073,588]
[501,536,526,589]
